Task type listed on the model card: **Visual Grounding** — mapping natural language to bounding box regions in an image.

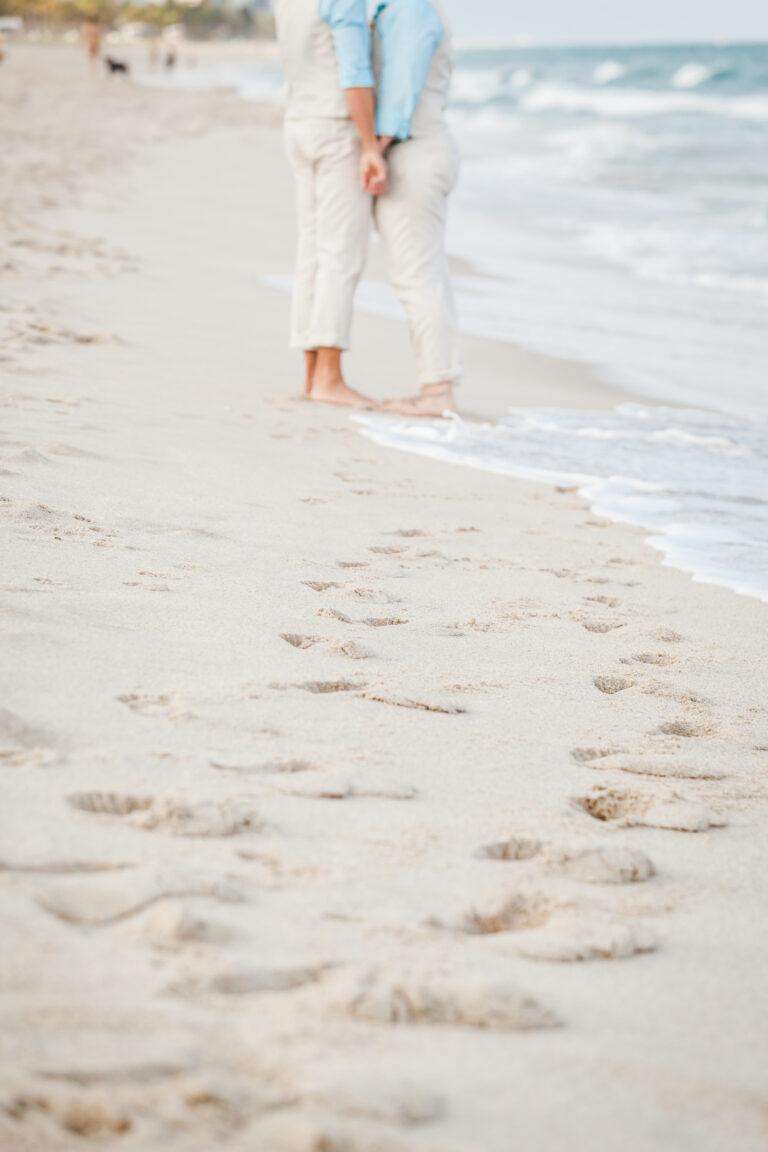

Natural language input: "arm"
[375,0,444,141]
[343,86,388,192]
[320,0,387,192]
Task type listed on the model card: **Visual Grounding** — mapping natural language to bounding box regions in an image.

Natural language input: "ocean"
[139,39,768,601]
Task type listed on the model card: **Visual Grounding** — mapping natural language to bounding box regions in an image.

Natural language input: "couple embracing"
[274,0,460,416]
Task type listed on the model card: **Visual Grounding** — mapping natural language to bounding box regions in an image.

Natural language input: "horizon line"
[453,35,768,51]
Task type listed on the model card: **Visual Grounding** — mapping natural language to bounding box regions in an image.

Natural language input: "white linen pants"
[284,118,370,351]
[374,130,461,386]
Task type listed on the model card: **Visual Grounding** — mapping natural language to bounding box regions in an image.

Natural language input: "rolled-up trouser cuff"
[418,365,462,387]
[291,334,350,352]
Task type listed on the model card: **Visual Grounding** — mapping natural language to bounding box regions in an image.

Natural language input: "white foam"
[508,68,533,90]
[593,60,626,85]
[521,82,768,122]
[450,68,502,104]
[672,62,715,88]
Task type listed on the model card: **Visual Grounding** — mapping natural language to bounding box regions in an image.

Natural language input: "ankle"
[312,370,346,392]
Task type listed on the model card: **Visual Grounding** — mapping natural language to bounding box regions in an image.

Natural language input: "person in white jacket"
[369,0,461,417]
[274,0,386,407]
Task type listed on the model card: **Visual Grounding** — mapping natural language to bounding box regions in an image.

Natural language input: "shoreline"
[2,45,767,1152]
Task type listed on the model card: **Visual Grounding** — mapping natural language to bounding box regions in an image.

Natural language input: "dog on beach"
[105,56,130,75]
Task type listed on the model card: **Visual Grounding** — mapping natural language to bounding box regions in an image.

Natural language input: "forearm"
[344,87,378,149]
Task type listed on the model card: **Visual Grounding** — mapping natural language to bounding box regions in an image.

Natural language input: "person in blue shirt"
[273,0,386,407]
[370,0,462,416]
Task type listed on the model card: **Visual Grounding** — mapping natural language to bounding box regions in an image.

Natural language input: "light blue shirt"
[319,0,375,90]
[373,0,444,139]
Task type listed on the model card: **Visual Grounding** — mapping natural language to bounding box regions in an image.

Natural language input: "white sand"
[1,45,767,1152]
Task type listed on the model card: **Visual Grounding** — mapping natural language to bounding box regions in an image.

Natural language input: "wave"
[582,222,768,300]
[450,68,504,104]
[671,62,717,88]
[593,60,626,85]
[520,81,768,121]
[507,67,533,90]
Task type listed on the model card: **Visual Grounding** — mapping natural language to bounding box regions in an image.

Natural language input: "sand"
[1,44,767,1152]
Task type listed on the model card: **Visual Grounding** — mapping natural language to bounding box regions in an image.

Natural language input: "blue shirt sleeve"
[319,0,374,89]
[374,0,444,139]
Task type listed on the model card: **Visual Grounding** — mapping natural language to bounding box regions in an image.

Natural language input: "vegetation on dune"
[0,0,276,38]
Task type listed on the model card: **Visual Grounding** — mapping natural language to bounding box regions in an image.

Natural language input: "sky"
[441,0,768,45]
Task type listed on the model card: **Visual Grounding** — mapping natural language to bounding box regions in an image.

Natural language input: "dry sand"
[1,44,767,1152]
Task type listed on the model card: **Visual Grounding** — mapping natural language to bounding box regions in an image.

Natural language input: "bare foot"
[310,375,377,410]
[381,382,456,418]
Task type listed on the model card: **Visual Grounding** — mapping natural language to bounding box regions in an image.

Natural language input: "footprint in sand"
[641,684,709,706]
[0,858,133,876]
[250,1084,446,1149]
[139,903,235,949]
[582,753,726,781]
[571,745,627,764]
[281,633,322,650]
[1,501,116,546]
[575,787,726,832]
[594,676,635,695]
[440,884,656,962]
[274,772,416,802]
[280,633,373,660]
[170,964,328,998]
[581,619,626,634]
[368,545,407,556]
[630,651,679,667]
[303,580,341,592]
[655,628,685,643]
[546,844,655,883]
[67,791,150,816]
[477,836,542,862]
[2,1086,132,1140]
[315,607,409,627]
[656,718,717,738]
[67,791,261,837]
[324,640,373,658]
[35,870,241,928]
[343,587,403,605]
[339,966,558,1031]
[210,758,317,776]
[478,837,654,883]
[317,607,353,623]
[517,916,657,963]
[116,693,194,721]
[272,678,363,695]
[362,692,465,715]
[454,893,552,936]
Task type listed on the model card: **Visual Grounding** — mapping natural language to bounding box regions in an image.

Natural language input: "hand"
[360,146,387,196]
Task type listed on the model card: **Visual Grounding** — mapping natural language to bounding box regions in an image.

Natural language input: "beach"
[2,43,768,1151]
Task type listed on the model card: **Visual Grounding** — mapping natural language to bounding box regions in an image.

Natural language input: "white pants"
[284,118,370,351]
[374,130,461,386]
